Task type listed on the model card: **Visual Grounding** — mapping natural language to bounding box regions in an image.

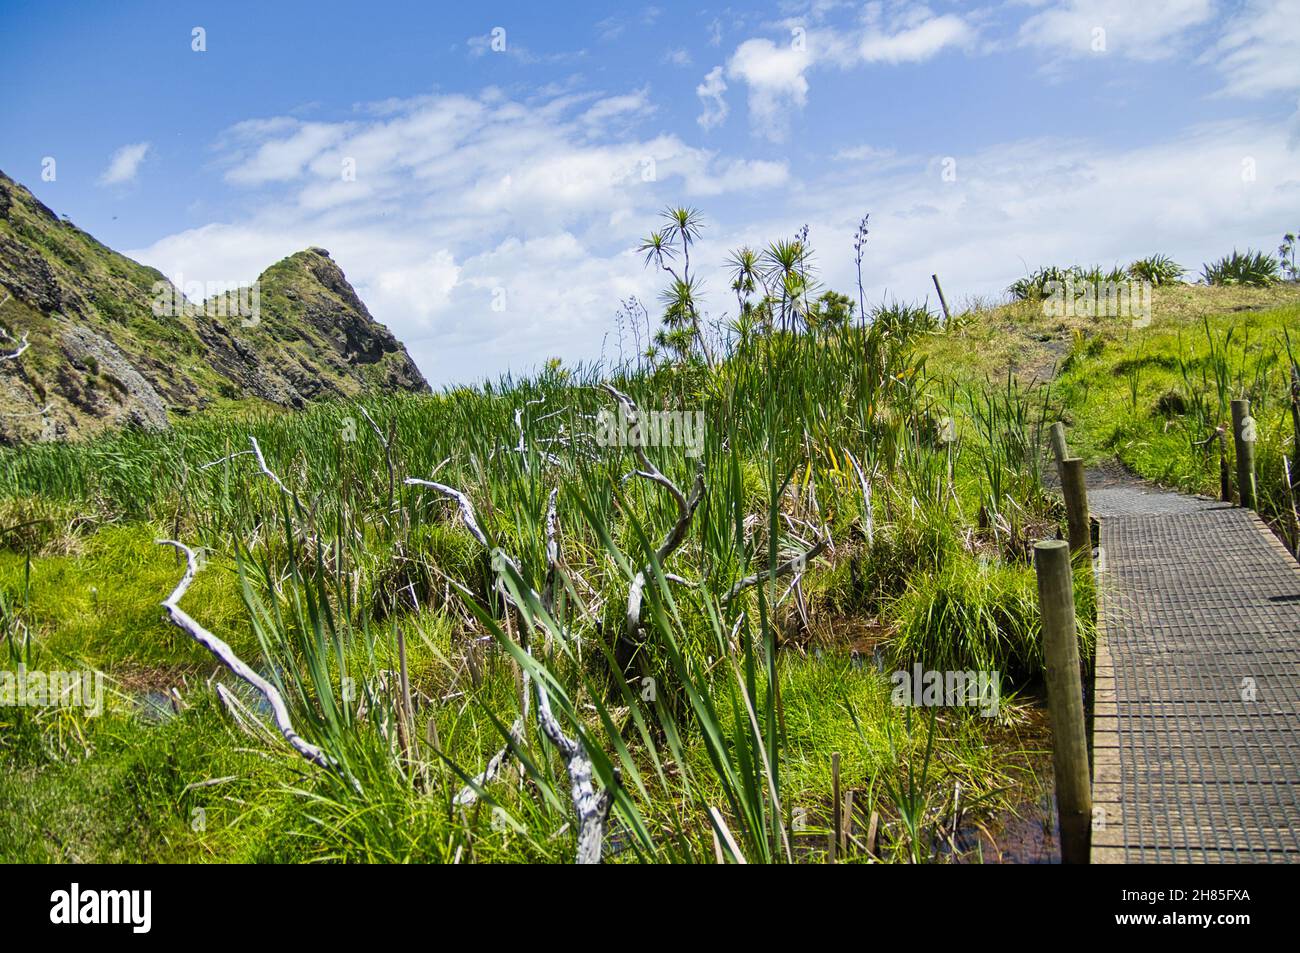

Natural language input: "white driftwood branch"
[359,406,397,505]
[406,473,532,808]
[537,487,613,863]
[199,437,293,501]
[404,477,489,547]
[408,478,614,859]
[199,450,256,471]
[157,540,337,773]
[452,698,529,807]
[601,385,706,642]
[249,437,293,497]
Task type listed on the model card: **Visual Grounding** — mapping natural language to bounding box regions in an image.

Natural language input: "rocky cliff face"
[0,170,428,445]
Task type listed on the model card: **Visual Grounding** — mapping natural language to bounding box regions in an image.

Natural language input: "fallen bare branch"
[403,477,489,547]
[408,478,614,859]
[157,540,338,774]
[842,447,874,548]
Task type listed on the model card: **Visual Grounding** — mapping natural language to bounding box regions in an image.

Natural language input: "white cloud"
[860,13,973,64]
[1206,0,1300,97]
[124,74,1300,388]
[369,250,461,324]
[127,89,788,384]
[683,157,788,195]
[224,121,349,185]
[696,66,729,129]
[743,120,1300,319]
[1018,0,1215,61]
[581,89,654,128]
[721,7,977,137]
[99,142,150,185]
[726,39,811,141]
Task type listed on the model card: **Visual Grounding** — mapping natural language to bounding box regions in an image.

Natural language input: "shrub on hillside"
[1200,249,1280,287]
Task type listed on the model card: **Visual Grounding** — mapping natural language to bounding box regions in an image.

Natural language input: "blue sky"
[2,0,1298,384]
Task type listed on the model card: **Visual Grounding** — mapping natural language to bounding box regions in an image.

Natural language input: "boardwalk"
[1090,484,1300,862]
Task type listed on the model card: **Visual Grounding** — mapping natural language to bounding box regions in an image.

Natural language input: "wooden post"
[1060,458,1091,555]
[1290,365,1300,490]
[1284,458,1300,557]
[931,274,951,325]
[396,625,413,763]
[1217,427,1232,503]
[841,790,854,855]
[1231,398,1257,511]
[1033,540,1091,864]
[1050,422,1069,467]
[830,751,841,863]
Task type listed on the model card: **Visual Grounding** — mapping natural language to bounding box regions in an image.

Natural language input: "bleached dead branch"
[842,447,874,548]
[600,384,706,643]
[198,437,292,500]
[720,528,831,608]
[536,488,613,863]
[249,436,293,497]
[403,477,613,861]
[403,477,489,546]
[359,406,397,508]
[157,540,338,774]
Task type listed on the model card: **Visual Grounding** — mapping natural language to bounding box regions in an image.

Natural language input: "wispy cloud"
[98,142,150,185]
[1204,0,1300,97]
[129,88,790,382]
[860,12,973,64]
[721,6,978,138]
[1018,0,1215,61]
[696,66,729,129]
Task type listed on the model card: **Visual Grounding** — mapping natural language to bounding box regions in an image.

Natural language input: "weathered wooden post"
[1034,540,1091,864]
[1284,458,1300,557]
[1231,398,1257,511]
[1050,421,1070,467]
[1290,365,1300,488]
[829,751,842,863]
[841,789,854,855]
[1060,457,1091,555]
[1217,427,1232,503]
[931,274,951,325]
[1045,421,1066,473]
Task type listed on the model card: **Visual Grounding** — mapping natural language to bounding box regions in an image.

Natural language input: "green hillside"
[0,170,427,445]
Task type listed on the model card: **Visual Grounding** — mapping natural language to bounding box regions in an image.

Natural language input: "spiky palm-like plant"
[1127,254,1184,286]
[1201,249,1281,286]
[638,207,712,366]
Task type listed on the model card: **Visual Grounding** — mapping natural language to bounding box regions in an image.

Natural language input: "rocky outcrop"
[0,169,429,445]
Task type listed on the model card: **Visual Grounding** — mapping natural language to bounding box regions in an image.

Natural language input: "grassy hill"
[0,170,427,445]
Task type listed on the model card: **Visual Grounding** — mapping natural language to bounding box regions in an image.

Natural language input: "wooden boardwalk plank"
[1089,497,1300,864]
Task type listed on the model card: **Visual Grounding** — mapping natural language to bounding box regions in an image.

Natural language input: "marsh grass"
[0,221,1143,863]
